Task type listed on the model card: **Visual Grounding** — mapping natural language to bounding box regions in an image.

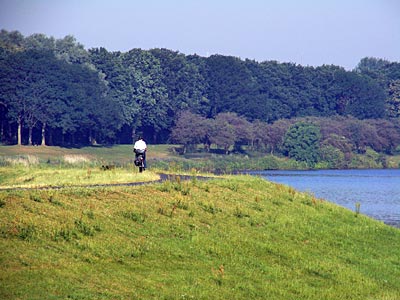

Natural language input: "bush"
[319,145,347,169]
[282,122,322,166]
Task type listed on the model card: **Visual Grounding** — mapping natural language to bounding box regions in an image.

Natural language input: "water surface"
[250,169,400,228]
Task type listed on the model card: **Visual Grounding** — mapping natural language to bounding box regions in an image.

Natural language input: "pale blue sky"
[1,0,399,69]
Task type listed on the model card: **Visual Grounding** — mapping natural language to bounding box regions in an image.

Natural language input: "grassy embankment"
[1,175,399,299]
[0,145,399,299]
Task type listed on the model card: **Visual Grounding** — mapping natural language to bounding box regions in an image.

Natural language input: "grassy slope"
[0,175,399,300]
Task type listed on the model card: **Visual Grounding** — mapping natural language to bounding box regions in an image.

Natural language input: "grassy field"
[1,144,400,174]
[0,144,294,174]
[0,175,399,299]
[1,145,399,299]
[0,165,160,189]
[0,145,173,189]
[0,144,172,165]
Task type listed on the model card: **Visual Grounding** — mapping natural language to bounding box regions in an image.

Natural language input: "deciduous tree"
[283,122,322,166]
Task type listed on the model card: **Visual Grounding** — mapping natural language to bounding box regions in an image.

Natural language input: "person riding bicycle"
[133,136,147,170]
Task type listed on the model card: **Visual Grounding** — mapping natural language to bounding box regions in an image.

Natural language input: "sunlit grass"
[1,145,400,298]
[2,144,399,174]
[0,165,159,189]
[0,144,177,164]
[62,154,91,164]
[0,175,399,299]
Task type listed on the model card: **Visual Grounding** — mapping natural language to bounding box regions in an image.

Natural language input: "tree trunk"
[28,127,33,146]
[153,131,157,144]
[88,129,97,145]
[131,127,136,143]
[17,115,22,146]
[8,123,12,142]
[0,119,3,143]
[49,129,54,146]
[41,123,46,146]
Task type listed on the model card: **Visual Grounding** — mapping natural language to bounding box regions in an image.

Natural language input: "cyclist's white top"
[134,139,147,151]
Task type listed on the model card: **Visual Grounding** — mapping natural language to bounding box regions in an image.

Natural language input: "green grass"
[0,144,173,164]
[0,145,163,189]
[0,164,160,189]
[1,144,400,174]
[0,175,399,299]
[1,144,399,299]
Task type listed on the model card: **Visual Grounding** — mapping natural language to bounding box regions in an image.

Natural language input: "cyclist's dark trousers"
[135,151,146,168]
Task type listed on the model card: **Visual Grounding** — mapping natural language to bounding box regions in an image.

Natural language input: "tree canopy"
[1,30,400,157]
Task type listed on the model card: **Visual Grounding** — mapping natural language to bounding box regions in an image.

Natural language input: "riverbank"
[1,175,399,299]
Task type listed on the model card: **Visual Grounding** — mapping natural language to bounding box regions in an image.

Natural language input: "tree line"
[1,30,400,154]
[171,111,400,167]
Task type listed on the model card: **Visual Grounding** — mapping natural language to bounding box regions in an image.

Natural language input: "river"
[249,169,400,228]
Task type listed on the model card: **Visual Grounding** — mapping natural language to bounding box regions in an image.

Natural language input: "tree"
[89,47,137,143]
[209,114,236,154]
[0,46,120,146]
[319,145,347,169]
[321,134,353,163]
[249,60,294,121]
[333,70,386,119]
[2,29,400,148]
[0,48,34,145]
[283,122,322,166]
[12,50,66,146]
[205,55,257,118]
[24,33,56,52]
[387,80,400,118]
[149,49,209,116]
[251,120,270,151]
[365,119,400,154]
[54,35,89,64]
[355,57,390,72]
[215,113,253,149]
[0,29,25,51]
[122,49,169,142]
[170,111,208,153]
[266,119,294,154]
[343,118,380,153]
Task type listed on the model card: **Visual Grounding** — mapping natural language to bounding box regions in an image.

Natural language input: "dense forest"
[1,30,400,163]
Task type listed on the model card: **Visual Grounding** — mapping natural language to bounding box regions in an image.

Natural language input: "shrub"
[283,122,322,166]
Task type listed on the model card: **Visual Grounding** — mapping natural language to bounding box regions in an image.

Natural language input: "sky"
[0,0,399,70]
